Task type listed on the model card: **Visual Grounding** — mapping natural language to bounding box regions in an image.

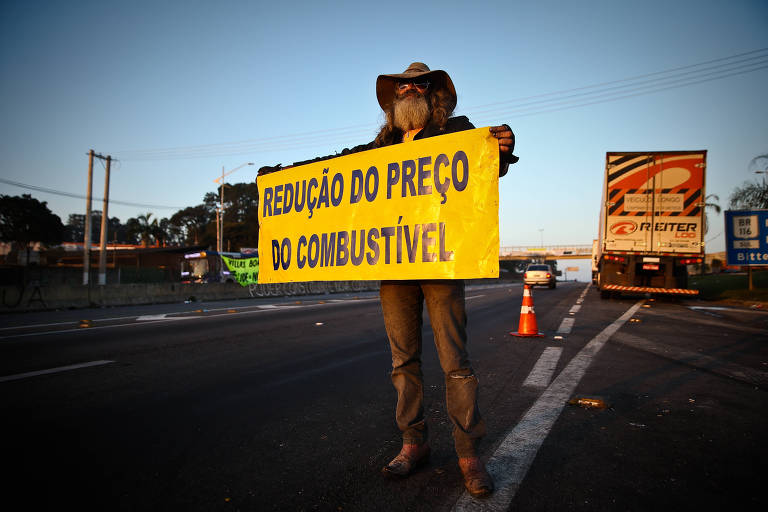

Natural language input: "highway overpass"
[500,245,592,260]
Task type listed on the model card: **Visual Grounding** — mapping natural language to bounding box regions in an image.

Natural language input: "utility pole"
[98,156,112,285]
[83,150,94,285]
[214,162,254,255]
[219,166,225,254]
[83,151,115,286]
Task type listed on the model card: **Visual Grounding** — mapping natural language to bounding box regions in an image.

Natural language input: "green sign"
[221,255,259,286]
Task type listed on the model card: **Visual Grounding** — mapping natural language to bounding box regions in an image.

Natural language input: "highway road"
[1,282,767,511]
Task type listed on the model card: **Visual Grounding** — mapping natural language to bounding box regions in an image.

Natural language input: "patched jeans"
[380,279,486,457]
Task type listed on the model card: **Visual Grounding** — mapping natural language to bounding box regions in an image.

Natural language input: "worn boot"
[381,443,431,478]
[458,457,494,498]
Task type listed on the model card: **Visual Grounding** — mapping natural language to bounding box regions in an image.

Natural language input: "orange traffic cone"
[511,285,544,337]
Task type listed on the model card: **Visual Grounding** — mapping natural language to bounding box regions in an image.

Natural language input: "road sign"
[724,209,768,266]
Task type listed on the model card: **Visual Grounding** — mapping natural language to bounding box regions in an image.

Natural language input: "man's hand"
[489,125,515,156]
[490,125,519,175]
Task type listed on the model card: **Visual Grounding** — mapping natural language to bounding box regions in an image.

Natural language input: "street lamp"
[214,162,254,254]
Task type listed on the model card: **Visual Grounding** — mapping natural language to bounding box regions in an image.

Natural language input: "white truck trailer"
[595,151,706,298]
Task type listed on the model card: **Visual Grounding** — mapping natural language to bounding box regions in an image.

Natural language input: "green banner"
[221,255,260,286]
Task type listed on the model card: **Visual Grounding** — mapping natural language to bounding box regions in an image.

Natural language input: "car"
[523,263,556,288]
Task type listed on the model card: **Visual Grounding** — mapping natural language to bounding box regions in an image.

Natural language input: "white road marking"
[452,299,644,511]
[689,306,767,314]
[0,297,378,340]
[136,314,193,321]
[569,304,582,314]
[0,320,82,331]
[557,317,575,334]
[522,347,563,389]
[0,360,115,383]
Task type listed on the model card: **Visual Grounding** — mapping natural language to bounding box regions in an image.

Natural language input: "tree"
[729,154,768,209]
[222,182,260,249]
[0,194,64,263]
[704,193,721,234]
[169,204,214,245]
[729,181,768,209]
[108,216,130,243]
[159,217,183,246]
[64,211,129,243]
[199,182,260,250]
[126,212,158,246]
[152,217,177,247]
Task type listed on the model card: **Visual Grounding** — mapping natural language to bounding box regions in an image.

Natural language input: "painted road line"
[569,304,582,314]
[689,306,768,314]
[452,299,644,511]
[522,347,564,389]
[557,317,575,334]
[0,360,116,383]
[136,314,195,321]
[1,298,380,334]
[0,298,377,341]
[0,320,82,331]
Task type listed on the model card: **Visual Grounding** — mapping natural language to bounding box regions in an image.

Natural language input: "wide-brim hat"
[376,62,456,112]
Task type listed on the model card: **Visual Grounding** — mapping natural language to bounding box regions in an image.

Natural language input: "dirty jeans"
[380,279,486,458]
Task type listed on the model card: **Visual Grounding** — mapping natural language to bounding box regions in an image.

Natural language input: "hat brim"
[376,69,456,112]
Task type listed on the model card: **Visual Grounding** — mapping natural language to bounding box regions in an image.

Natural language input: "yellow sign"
[257,127,500,283]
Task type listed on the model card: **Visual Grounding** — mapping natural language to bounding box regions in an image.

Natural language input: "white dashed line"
[0,360,116,383]
[522,347,563,389]
[557,317,575,334]
[136,314,193,321]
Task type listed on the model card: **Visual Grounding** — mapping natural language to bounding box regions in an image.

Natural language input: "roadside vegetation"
[690,270,768,303]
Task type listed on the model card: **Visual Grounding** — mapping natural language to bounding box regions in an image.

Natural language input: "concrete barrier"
[0,278,514,313]
[0,280,381,313]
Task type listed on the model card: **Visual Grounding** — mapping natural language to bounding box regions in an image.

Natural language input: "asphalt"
[1,282,766,511]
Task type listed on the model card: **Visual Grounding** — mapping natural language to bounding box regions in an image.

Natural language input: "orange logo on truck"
[610,221,638,235]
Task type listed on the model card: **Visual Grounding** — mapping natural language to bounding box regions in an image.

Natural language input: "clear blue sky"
[2,0,767,279]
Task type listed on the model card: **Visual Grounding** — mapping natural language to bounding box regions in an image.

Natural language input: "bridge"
[499,245,592,260]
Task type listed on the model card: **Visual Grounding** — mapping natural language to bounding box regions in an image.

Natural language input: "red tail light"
[546,273,551,278]
[524,272,528,278]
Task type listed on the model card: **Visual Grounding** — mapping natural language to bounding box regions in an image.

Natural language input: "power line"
[115,123,379,161]
[465,47,768,111]
[466,53,768,118]
[0,177,186,210]
[468,60,768,123]
[110,48,768,162]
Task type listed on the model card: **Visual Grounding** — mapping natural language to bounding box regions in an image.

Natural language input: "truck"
[595,151,706,298]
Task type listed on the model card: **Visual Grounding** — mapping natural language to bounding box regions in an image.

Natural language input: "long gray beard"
[393,94,430,131]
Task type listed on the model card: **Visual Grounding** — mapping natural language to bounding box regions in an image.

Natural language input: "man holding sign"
[258,62,517,498]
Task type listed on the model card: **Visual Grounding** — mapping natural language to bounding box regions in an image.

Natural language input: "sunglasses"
[397,80,430,92]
